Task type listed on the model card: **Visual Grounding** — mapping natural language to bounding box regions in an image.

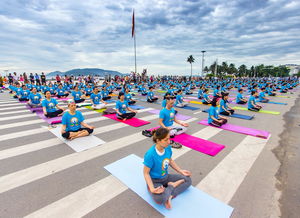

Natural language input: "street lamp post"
[201,50,206,77]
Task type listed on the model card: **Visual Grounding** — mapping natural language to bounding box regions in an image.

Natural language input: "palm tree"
[187,55,195,77]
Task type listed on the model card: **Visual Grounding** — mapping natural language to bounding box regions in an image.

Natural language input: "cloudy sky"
[0,0,299,75]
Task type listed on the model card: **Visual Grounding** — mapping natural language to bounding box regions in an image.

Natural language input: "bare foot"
[123,118,127,121]
[168,179,185,188]
[164,196,172,209]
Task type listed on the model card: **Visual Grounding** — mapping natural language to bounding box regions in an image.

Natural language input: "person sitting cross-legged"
[61,100,95,140]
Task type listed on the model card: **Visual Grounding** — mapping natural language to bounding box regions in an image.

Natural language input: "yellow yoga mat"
[84,106,106,113]
[233,106,280,115]
[190,101,211,105]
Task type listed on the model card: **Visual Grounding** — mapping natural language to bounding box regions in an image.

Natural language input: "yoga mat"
[202,109,254,120]
[53,97,70,101]
[103,114,150,127]
[189,100,211,106]
[47,126,105,152]
[76,102,93,107]
[109,94,118,96]
[232,106,280,115]
[176,105,199,111]
[261,101,287,105]
[157,90,167,93]
[185,96,198,100]
[25,105,43,113]
[105,154,234,218]
[172,133,225,156]
[84,106,106,113]
[36,111,62,124]
[105,99,116,103]
[276,95,290,98]
[198,120,270,139]
[147,109,192,121]
[130,105,146,110]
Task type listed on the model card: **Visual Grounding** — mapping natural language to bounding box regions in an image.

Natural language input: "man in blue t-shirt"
[248,91,262,112]
[174,90,188,108]
[147,87,158,103]
[90,87,107,110]
[19,85,31,101]
[258,87,269,103]
[236,89,247,104]
[61,101,94,140]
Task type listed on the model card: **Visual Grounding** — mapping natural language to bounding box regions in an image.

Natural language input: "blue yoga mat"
[176,105,199,111]
[202,109,254,120]
[105,99,116,103]
[130,105,146,110]
[266,101,287,105]
[105,154,234,218]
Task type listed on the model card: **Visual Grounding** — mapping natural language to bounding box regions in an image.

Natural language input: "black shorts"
[62,128,93,139]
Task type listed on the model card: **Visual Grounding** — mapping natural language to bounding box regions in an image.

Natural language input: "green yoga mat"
[157,90,167,93]
[84,106,106,113]
[276,95,291,98]
[233,106,280,115]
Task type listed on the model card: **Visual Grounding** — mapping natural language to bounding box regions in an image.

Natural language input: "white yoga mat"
[45,126,105,152]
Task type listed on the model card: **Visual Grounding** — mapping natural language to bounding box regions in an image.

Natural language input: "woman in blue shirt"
[143,127,192,209]
[72,86,86,103]
[125,88,136,105]
[208,97,227,127]
[115,92,137,120]
[147,87,158,103]
[56,84,69,98]
[258,87,269,103]
[248,91,262,112]
[28,87,42,108]
[90,87,107,110]
[236,89,247,104]
[219,93,235,116]
[42,91,65,118]
[174,90,188,108]
[101,87,112,101]
[61,101,94,140]
[18,85,31,101]
[202,89,212,104]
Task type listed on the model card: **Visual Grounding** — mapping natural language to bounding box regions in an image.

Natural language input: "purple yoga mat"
[36,111,62,124]
[25,105,43,112]
[147,126,225,156]
[147,109,192,121]
[198,120,270,139]
[185,96,198,100]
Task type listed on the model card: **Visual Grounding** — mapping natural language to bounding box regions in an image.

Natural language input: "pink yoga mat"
[147,126,224,156]
[185,96,198,100]
[36,111,62,124]
[103,114,150,127]
[147,109,192,121]
[198,120,270,139]
[53,97,70,101]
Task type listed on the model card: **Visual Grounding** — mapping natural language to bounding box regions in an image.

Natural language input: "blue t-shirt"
[101,90,109,98]
[236,93,243,103]
[259,91,266,101]
[161,99,167,108]
[143,145,172,179]
[42,98,58,113]
[90,93,102,105]
[72,91,82,100]
[175,94,183,105]
[248,96,256,109]
[20,90,30,99]
[85,88,93,95]
[202,93,209,103]
[219,99,228,113]
[198,89,203,98]
[57,88,66,96]
[116,100,128,114]
[125,93,132,101]
[147,91,154,100]
[62,111,84,132]
[159,107,176,127]
[208,106,219,124]
[213,89,219,97]
[29,93,42,104]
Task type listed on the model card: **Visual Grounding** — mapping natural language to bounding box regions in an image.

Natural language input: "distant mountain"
[46,68,124,78]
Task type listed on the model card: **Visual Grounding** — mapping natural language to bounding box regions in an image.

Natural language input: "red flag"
[132,10,135,38]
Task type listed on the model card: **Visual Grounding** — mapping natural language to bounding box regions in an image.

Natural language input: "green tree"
[238,64,247,77]
[187,55,195,77]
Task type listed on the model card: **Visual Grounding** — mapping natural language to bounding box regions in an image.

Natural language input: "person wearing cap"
[236,89,247,104]
[147,86,158,103]
[42,90,65,118]
[115,92,137,120]
[61,101,94,140]
[90,87,107,110]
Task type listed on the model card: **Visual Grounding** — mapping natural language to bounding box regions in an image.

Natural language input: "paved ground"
[0,88,299,218]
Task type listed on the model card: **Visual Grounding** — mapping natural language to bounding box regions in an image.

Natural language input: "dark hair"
[152,128,170,143]
[251,90,257,95]
[211,97,219,107]
[44,90,50,95]
[222,92,229,99]
[261,87,265,90]
[118,92,124,99]
[238,88,243,92]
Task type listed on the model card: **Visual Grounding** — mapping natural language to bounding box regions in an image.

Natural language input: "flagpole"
[134,27,137,74]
